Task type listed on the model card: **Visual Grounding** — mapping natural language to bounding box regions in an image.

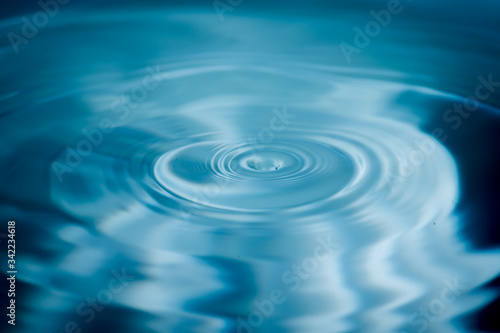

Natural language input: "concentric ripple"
[47,61,460,232]
[37,59,496,333]
[1,4,500,333]
[154,139,352,210]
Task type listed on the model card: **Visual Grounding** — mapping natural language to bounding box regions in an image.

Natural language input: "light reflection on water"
[1,1,500,332]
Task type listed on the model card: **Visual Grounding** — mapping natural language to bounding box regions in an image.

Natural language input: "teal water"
[1,1,500,332]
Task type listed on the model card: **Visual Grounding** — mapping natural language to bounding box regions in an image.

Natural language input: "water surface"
[1,1,500,332]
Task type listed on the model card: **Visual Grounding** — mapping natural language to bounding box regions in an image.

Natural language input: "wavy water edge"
[1,3,500,333]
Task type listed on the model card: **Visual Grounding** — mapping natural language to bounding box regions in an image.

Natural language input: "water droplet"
[247,156,281,172]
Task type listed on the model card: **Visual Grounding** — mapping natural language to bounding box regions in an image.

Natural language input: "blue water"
[1,1,500,332]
